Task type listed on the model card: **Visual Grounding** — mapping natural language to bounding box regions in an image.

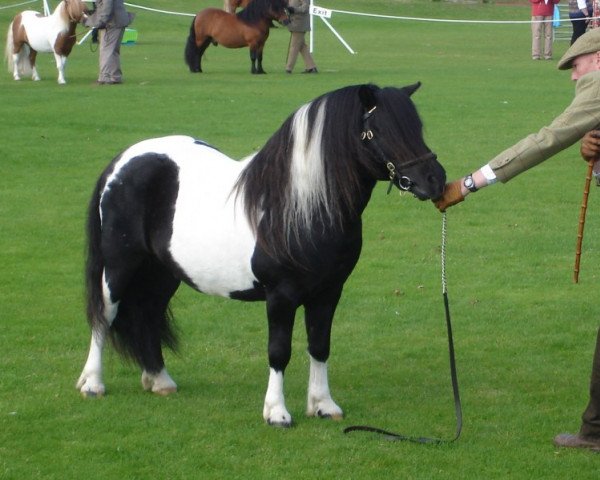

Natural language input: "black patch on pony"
[87,153,188,369]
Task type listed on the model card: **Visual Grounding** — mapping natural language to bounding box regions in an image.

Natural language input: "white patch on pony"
[286,100,329,236]
[263,368,292,427]
[306,356,343,419]
[104,135,259,297]
[19,3,69,54]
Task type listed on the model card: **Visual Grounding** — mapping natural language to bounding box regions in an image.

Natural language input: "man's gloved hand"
[433,179,465,212]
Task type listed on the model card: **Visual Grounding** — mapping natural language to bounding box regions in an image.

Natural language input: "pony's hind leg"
[76,276,119,397]
[11,52,21,80]
[29,50,39,81]
[109,258,181,395]
[196,38,212,73]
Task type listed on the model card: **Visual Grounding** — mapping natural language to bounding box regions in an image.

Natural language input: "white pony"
[5,0,88,84]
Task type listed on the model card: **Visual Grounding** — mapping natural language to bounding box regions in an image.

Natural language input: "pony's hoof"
[77,374,106,398]
[264,404,292,427]
[267,417,293,428]
[80,389,104,398]
[307,398,344,420]
[317,410,344,421]
[78,382,106,398]
[152,386,178,396]
[141,369,177,395]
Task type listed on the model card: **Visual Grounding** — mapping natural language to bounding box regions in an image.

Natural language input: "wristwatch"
[463,174,478,193]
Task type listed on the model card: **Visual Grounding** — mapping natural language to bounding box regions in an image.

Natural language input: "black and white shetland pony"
[76,83,446,427]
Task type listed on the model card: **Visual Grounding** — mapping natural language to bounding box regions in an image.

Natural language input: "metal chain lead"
[441,211,447,295]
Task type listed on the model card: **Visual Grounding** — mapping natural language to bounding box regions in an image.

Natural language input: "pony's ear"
[403,82,422,96]
[358,84,378,110]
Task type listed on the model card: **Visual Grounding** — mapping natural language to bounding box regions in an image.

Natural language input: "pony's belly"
[170,233,258,297]
[169,197,258,297]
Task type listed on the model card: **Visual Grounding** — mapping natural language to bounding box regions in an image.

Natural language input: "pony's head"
[62,0,89,22]
[239,0,290,25]
[357,83,446,201]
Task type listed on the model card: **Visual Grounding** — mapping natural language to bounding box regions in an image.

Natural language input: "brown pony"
[185,0,290,74]
[223,0,253,14]
[4,0,88,84]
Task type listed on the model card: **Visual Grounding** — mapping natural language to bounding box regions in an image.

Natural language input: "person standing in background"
[285,0,318,74]
[569,0,592,45]
[531,0,560,59]
[84,0,134,84]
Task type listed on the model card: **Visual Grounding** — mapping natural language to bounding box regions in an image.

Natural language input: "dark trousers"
[579,326,600,438]
[569,10,591,45]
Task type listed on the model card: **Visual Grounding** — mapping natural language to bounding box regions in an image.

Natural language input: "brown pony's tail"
[184,20,201,72]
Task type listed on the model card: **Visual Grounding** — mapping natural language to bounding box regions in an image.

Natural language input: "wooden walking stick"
[574,160,594,283]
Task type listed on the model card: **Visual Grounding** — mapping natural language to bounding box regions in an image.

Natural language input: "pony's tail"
[85,176,107,333]
[5,22,15,73]
[184,20,200,72]
[5,22,32,77]
[85,161,179,372]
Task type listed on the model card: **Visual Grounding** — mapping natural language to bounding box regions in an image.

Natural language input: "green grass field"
[1,0,599,478]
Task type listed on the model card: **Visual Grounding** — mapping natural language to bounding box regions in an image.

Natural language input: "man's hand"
[433,179,465,212]
[580,130,600,162]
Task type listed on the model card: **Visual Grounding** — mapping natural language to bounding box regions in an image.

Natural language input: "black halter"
[361,106,436,194]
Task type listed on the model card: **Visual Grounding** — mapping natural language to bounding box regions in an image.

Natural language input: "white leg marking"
[141,368,178,396]
[54,53,66,84]
[76,329,107,397]
[263,368,292,427]
[32,66,40,81]
[12,54,20,80]
[76,273,118,397]
[306,356,343,420]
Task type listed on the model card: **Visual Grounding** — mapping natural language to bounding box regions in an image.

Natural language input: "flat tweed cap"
[558,27,600,70]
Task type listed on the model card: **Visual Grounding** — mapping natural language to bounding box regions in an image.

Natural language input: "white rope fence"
[4,0,595,24]
[4,0,597,52]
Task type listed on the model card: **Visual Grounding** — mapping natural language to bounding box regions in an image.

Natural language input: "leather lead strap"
[344,213,462,444]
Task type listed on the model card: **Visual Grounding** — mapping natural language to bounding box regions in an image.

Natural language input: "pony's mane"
[59,0,86,22]
[237,0,284,23]
[234,84,427,264]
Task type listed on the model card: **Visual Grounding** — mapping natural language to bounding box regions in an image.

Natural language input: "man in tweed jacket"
[435,27,600,452]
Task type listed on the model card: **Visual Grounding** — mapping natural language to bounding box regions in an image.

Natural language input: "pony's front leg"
[76,328,107,397]
[307,356,343,420]
[53,53,67,84]
[263,293,297,426]
[249,46,265,74]
[264,368,291,426]
[304,289,343,419]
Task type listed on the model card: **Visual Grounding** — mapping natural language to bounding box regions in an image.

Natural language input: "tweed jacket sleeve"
[489,70,600,183]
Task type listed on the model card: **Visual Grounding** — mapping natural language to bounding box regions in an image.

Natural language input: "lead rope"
[344,212,462,443]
